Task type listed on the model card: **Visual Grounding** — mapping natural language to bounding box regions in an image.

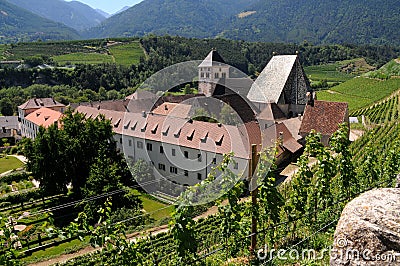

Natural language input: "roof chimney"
[306,91,315,107]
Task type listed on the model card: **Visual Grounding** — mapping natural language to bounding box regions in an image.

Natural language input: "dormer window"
[141,122,148,132]
[151,124,158,134]
[187,129,195,141]
[216,134,224,146]
[114,118,121,128]
[162,126,170,136]
[201,132,208,143]
[123,120,130,129]
[174,128,181,138]
[131,121,137,130]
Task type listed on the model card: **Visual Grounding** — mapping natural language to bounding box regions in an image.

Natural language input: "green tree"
[82,145,123,222]
[0,98,14,116]
[25,125,69,195]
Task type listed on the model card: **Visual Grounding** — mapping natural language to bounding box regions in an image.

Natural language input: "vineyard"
[34,123,397,266]
[317,77,400,111]
[350,91,400,124]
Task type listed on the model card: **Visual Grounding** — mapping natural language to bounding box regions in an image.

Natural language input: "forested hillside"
[88,0,400,46]
[0,0,80,43]
[223,0,400,45]
[85,0,259,39]
[7,0,106,31]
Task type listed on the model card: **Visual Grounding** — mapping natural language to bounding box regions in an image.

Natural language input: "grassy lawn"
[109,42,144,66]
[21,238,89,265]
[132,189,174,220]
[0,156,24,174]
[53,52,113,65]
[317,77,400,111]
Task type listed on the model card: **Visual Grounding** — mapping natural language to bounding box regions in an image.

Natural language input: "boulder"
[330,188,400,265]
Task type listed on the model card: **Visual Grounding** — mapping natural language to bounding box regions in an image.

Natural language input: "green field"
[53,52,114,65]
[132,189,174,220]
[0,156,24,174]
[304,63,354,83]
[317,77,400,111]
[109,42,144,66]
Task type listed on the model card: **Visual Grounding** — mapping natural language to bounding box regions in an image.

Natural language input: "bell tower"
[198,49,229,96]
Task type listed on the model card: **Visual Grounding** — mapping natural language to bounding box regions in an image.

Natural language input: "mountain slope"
[0,0,80,43]
[87,0,400,46]
[222,0,400,45]
[85,0,259,38]
[7,0,106,31]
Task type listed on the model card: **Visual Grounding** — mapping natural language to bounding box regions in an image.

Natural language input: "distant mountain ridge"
[0,0,80,43]
[7,0,106,31]
[85,0,259,39]
[86,0,400,46]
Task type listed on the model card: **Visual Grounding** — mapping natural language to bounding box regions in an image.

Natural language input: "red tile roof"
[152,103,192,118]
[299,100,348,136]
[25,107,63,128]
[18,98,65,110]
[76,106,256,159]
[264,123,303,157]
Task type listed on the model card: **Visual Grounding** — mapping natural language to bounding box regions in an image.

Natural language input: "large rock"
[330,188,400,265]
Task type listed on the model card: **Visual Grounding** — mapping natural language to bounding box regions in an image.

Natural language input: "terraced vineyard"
[351,91,400,124]
[318,77,400,111]
[350,120,400,164]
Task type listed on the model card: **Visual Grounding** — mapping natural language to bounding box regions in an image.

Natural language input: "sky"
[67,0,143,14]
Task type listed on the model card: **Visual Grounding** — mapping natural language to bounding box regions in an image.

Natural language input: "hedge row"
[0,171,32,184]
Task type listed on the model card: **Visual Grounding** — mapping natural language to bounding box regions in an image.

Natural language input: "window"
[214,73,219,79]
[184,170,188,176]
[172,148,176,156]
[158,163,165,171]
[146,143,153,151]
[222,72,226,78]
[212,158,216,164]
[128,139,132,146]
[200,72,204,78]
[120,138,122,144]
[206,73,210,78]
[137,141,143,149]
[160,146,164,154]
[197,173,202,180]
[170,166,177,174]
[197,154,202,162]
[184,151,189,158]
[234,162,239,170]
